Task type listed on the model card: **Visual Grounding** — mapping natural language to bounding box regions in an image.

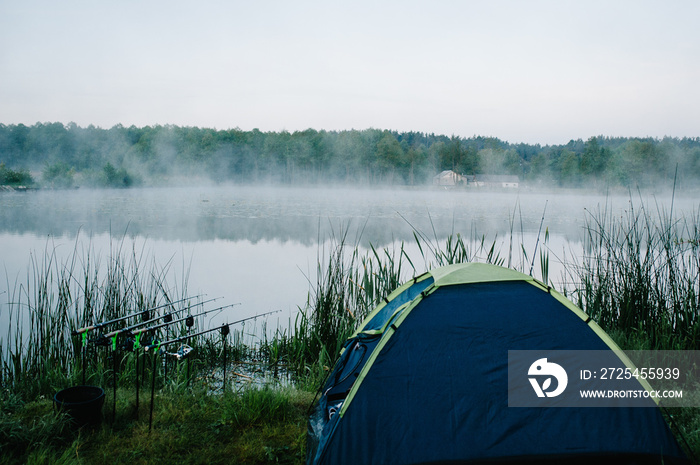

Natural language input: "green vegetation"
[1,386,312,465]
[99,162,138,188]
[0,162,34,187]
[1,122,700,188]
[42,162,74,189]
[1,234,190,399]
[2,195,700,463]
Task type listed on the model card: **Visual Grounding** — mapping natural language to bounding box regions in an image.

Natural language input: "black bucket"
[54,385,105,428]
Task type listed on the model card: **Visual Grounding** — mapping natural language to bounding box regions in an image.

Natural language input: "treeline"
[1,122,699,189]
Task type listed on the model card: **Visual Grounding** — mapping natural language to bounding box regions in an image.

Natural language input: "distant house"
[433,170,465,187]
[467,175,520,189]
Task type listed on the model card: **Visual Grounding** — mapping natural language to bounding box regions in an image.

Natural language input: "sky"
[1,0,698,145]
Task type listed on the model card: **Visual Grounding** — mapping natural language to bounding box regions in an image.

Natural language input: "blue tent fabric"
[307,264,689,465]
[360,275,434,332]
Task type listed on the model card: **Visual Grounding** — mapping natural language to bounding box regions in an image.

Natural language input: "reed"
[572,196,700,350]
[0,234,192,398]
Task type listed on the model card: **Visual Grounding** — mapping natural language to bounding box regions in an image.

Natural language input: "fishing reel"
[165,344,194,360]
[121,338,135,352]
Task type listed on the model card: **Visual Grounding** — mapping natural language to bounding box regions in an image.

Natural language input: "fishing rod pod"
[84,302,235,353]
[89,302,237,353]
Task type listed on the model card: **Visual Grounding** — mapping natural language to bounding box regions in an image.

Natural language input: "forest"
[0,122,699,189]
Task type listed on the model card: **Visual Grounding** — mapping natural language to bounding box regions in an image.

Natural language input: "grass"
[1,385,313,465]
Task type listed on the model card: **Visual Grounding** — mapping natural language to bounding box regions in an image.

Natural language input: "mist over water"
[1,185,697,333]
[0,185,672,243]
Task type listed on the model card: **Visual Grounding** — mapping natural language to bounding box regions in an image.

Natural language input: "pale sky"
[1,0,698,145]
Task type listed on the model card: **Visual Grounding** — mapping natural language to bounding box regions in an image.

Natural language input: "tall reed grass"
[1,234,190,398]
[573,196,700,350]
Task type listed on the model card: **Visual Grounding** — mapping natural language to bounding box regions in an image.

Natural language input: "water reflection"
[2,185,686,246]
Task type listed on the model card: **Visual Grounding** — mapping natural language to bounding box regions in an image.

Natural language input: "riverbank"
[1,385,313,465]
[0,185,38,192]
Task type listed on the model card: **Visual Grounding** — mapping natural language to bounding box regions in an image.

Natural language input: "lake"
[0,185,695,338]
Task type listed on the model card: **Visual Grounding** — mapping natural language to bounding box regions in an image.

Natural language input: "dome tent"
[307,262,689,464]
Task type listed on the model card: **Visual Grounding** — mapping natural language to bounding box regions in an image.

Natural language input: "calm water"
[0,185,695,335]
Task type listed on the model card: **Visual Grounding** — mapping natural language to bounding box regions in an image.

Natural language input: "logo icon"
[528,358,568,397]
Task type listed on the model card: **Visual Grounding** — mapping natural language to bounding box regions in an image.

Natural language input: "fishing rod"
[72,294,206,336]
[80,296,221,422]
[143,309,282,353]
[75,294,210,387]
[101,298,229,342]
